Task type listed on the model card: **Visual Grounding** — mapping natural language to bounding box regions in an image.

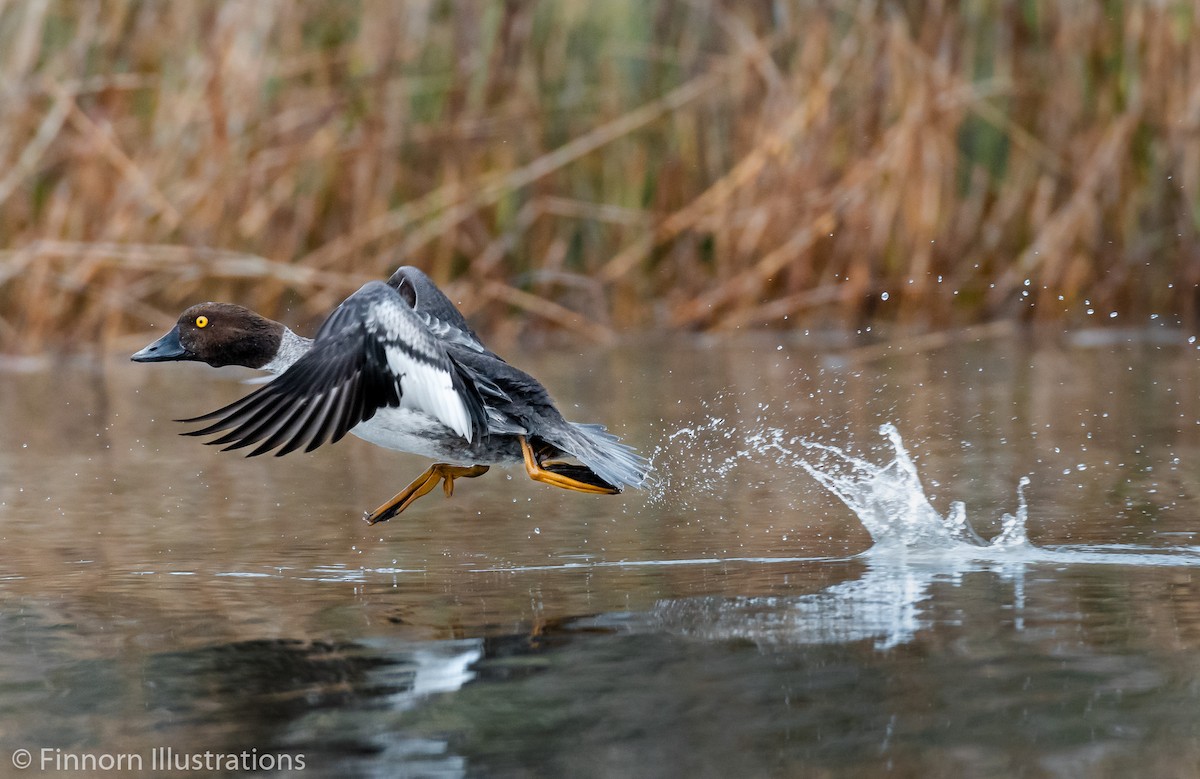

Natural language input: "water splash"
[648,417,1029,554]
[797,423,1030,552]
[646,416,1200,569]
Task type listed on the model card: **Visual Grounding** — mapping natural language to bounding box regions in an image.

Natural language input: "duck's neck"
[260,327,313,374]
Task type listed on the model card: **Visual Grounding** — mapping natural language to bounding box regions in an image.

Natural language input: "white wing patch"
[385,344,473,441]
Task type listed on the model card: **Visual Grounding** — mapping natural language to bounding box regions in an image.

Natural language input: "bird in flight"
[132,266,650,523]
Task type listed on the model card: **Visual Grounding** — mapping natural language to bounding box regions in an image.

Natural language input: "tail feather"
[542,423,652,492]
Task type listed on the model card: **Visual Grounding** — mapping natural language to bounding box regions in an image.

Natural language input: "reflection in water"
[0,626,484,777]
[650,418,1200,655]
[653,558,1019,650]
[6,335,1200,775]
[649,422,1031,649]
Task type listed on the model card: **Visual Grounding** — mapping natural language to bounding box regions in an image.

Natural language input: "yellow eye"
[195,315,209,328]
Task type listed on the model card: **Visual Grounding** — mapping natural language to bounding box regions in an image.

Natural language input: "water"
[3,330,1200,776]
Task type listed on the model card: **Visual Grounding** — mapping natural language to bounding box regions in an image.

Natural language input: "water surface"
[3,329,1200,776]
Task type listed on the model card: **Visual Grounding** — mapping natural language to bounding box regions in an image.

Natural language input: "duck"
[131,266,650,523]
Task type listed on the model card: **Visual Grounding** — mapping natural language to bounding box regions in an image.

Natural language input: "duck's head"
[131,303,283,368]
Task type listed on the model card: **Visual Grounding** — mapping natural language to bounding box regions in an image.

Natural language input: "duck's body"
[132,266,649,522]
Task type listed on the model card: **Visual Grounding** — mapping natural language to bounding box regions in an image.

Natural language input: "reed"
[0,1,1197,352]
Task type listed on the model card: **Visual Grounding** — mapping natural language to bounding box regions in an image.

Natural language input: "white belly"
[350,407,476,463]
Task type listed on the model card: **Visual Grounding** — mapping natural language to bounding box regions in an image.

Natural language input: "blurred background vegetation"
[1,0,1199,352]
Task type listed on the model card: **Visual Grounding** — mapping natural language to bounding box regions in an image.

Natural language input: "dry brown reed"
[1,1,1199,352]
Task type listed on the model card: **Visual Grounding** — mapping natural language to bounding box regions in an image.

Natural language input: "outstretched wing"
[386,265,490,354]
[178,281,488,456]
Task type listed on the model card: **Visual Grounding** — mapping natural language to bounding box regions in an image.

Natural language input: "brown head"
[130,303,284,369]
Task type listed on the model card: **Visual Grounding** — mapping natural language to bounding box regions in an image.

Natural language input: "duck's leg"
[365,464,490,524]
[520,436,619,495]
